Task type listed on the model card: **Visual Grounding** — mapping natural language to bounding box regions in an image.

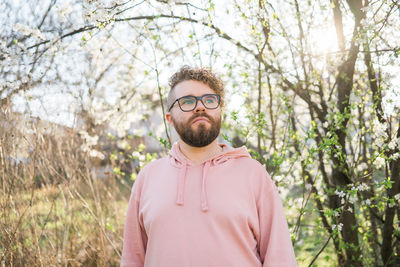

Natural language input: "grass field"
[0,175,132,266]
[0,176,339,266]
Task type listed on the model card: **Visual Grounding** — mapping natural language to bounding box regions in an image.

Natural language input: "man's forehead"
[173,80,215,97]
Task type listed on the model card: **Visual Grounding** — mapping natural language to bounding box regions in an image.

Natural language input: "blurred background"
[1,0,400,266]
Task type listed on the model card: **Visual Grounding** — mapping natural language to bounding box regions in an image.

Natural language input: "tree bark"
[329,0,365,265]
[382,126,400,266]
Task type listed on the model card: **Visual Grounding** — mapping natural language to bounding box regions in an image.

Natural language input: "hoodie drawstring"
[175,161,211,212]
[201,161,211,212]
[170,143,250,213]
[176,163,187,206]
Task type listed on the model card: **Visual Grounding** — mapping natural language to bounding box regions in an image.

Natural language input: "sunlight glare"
[309,26,338,56]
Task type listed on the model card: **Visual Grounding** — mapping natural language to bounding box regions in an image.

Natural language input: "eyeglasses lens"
[202,95,219,108]
[178,95,219,111]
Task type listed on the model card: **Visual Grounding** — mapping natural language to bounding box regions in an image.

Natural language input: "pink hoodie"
[121,143,297,267]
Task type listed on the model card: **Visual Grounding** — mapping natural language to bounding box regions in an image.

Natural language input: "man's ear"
[166,112,173,125]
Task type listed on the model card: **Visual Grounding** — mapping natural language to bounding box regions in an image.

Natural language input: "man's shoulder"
[141,155,170,172]
[228,155,272,183]
[232,155,265,169]
[134,156,170,185]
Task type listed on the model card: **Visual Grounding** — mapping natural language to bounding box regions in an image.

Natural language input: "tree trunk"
[381,127,400,266]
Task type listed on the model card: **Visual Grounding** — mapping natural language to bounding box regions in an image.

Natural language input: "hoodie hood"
[168,142,251,212]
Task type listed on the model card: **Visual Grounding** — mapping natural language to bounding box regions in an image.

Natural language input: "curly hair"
[167,66,225,110]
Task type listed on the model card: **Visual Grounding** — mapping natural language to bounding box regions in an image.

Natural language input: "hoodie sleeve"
[121,170,147,267]
[257,171,297,267]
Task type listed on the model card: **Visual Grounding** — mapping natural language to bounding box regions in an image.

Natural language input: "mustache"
[189,113,214,123]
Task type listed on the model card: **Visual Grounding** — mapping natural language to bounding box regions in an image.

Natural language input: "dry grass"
[0,107,131,266]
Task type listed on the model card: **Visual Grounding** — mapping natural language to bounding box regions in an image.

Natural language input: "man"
[121,66,297,267]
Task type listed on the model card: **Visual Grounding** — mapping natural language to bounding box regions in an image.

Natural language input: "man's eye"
[181,99,195,105]
[204,97,217,103]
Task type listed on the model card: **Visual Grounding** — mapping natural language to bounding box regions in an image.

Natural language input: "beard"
[172,113,221,147]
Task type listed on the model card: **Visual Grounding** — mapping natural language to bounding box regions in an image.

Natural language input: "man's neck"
[178,139,222,165]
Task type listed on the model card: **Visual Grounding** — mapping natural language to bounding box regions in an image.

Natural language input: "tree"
[2,0,400,265]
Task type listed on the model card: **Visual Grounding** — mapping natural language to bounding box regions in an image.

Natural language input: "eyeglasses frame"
[168,94,221,112]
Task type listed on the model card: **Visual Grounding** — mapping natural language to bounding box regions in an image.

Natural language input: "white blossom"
[364,199,371,206]
[79,131,99,146]
[332,223,343,231]
[21,76,29,83]
[13,23,45,40]
[375,138,385,148]
[116,139,129,150]
[360,6,373,12]
[396,137,400,147]
[335,190,346,198]
[13,23,32,35]
[392,153,400,160]
[357,183,369,192]
[88,8,113,23]
[80,143,89,152]
[394,194,400,201]
[17,42,26,50]
[389,137,400,150]
[374,121,388,138]
[49,44,58,53]
[7,81,17,89]
[274,176,283,183]
[357,162,368,172]
[57,3,73,22]
[347,206,353,213]
[388,140,397,150]
[89,149,105,160]
[334,210,340,217]
[132,151,140,158]
[81,32,92,42]
[349,195,357,204]
[300,149,309,161]
[374,156,385,169]
[360,18,368,27]
[382,87,400,118]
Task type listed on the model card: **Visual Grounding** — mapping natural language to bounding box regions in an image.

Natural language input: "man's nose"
[194,99,206,112]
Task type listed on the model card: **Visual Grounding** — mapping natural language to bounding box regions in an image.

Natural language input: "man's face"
[166,80,222,147]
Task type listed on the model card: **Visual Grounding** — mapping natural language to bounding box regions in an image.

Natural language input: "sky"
[8,0,400,130]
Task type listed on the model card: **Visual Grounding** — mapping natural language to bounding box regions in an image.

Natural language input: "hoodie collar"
[168,142,250,212]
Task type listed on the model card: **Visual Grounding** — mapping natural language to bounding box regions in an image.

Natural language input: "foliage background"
[1,0,400,266]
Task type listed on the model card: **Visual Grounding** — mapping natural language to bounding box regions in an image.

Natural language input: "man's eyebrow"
[179,94,196,97]
[183,94,213,97]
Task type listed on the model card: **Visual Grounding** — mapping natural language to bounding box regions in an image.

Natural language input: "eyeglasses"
[168,94,221,112]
